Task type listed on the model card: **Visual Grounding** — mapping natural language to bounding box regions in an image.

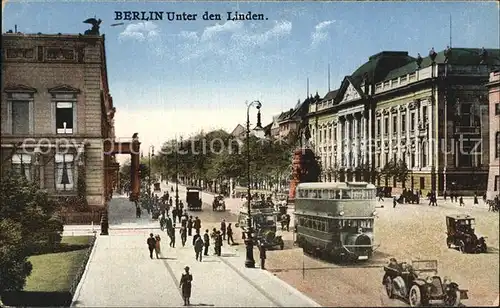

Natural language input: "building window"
[383,81,390,88]
[56,102,74,134]
[377,118,381,136]
[400,76,407,83]
[393,115,398,134]
[419,177,425,190]
[12,101,30,134]
[384,117,389,135]
[391,78,398,87]
[393,153,397,162]
[401,114,406,133]
[495,176,499,191]
[55,153,75,191]
[495,103,500,115]
[11,153,32,181]
[333,127,337,141]
[422,106,428,122]
[375,83,382,91]
[460,103,472,126]
[422,142,427,167]
[376,153,381,168]
[410,112,416,131]
[329,128,332,141]
[384,153,389,165]
[411,152,415,168]
[409,73,416,81]
[496,132,500,158]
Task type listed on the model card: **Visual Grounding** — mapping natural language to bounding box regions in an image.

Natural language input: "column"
[380,111,385,166]
[368,109,373,166]
[363,112,368,165]
[346,117,351,168]
[397,108,401,160]
[353,114,359,167]
[406,104,411,167]
[427,102,433,168]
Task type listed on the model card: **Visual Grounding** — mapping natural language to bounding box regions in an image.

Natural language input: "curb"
[70,235,99,307]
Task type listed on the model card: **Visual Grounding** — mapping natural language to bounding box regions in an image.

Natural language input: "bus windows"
[328,190,336,199]
[314,190,321,198]
[342,190,352,199]
[352,190,364,199]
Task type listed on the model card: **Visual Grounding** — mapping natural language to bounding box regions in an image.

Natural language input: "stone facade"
[486,71,500,200]
[1,32,117,211]
[307,48,500,195]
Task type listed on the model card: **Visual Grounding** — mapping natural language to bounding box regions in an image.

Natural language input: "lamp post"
[175,137,182,210]
[148,145,154,199]
[245,100,263,268]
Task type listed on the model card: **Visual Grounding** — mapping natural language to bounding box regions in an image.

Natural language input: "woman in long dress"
[154,234,161,258]
[179,266,193,306]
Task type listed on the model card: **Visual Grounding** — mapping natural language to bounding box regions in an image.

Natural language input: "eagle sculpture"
[83,18,102,35]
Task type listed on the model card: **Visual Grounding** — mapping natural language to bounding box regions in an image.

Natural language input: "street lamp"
[245,100,263,268]
[175,137,183,210]
[148,145,154,199]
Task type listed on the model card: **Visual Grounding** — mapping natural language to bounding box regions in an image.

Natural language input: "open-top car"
[383,259,468,307]
[446,215,487,253]
[186,186,202,211]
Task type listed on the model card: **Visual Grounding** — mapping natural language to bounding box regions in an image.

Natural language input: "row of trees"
[0,171,64,293]
[148,129,295,192]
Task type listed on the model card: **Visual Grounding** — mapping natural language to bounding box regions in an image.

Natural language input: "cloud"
[149,20,292,63]
[310,20,335,48]
[119,21,159,41]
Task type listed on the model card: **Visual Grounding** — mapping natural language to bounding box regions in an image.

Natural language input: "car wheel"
[409,285,422,307]
[446,237,453,248]
[482,243,488,253]
[458,240,466,253]
[444,290,461,307]
[384,277,394,298]
[280,243,284,250]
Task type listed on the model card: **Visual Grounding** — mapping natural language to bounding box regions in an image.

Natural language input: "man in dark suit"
[147,233,157,259]
[203,229,210,256]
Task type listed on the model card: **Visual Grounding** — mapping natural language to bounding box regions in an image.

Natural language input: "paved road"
[71,194,319,307]
[264,198,499,307]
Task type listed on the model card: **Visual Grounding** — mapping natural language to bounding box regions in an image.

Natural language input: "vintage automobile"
[235,200,284,250]
[446,215,487,253]
[383,259,468,307]
[212,195,226,211]
[186,186,203,211]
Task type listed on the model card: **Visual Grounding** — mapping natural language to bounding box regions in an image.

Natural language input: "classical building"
[1,27,140,221]
[307,47,500,195]
[486,70,500,200]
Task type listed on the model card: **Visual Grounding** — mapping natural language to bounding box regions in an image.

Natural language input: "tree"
[0,171,63,292]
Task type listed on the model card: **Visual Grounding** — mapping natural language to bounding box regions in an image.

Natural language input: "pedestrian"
[169,224,176,248]
[147,233,157,259]
[187,216,193,236]
[192,229,201,246]
[215,230,223,256]
[221,219,227,240]
[179,266,193,306]
[444,191,447,201]
[459,196,464,207]
[393,197,397,208]
[474,193,478,205]
[285,213,291,232]
[180,226,187,247]
[194,216,201,234]
[203,229,210,256]
[259,241,266,270]
[378,191,384,202]
[194,235,204,262]
[227,223,235,245]
[181,213,188,228]
[172,207,178,224]
[154,234,161,258]
[160,215,166,231]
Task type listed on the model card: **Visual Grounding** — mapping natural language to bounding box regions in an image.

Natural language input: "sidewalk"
[72,230,320,307]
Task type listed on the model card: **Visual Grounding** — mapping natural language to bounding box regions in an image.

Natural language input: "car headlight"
[426,277,433,284]
[339,211,344,216]
[372,211,377,216]
[443,277,451,285]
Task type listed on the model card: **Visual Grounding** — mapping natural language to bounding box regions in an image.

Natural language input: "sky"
[3,0,499,161]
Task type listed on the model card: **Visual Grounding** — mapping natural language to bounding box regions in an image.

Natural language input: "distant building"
[486,70,500,200]
[307,47,500,194]
[230,124,246,139]
[0,29,139,220]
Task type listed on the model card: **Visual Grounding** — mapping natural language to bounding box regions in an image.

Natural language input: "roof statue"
[83,17,102,35]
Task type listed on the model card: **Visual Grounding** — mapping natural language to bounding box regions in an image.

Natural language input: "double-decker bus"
[294,182,377,261]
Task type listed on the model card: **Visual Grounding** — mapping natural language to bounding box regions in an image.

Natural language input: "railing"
[454,126,481,134]
[59,212,101,224]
